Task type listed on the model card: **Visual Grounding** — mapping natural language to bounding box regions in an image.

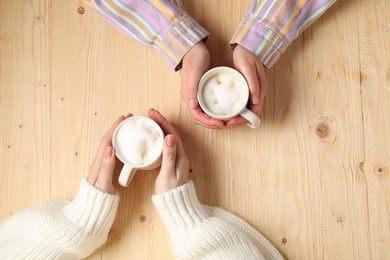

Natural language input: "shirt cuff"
[230,19,287,68]
[63,178,119,236]
[157,16,209,71]
[152,181,210,234]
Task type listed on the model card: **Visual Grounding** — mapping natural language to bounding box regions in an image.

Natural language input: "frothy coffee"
[115,117,163,166]
[201,72,247,116]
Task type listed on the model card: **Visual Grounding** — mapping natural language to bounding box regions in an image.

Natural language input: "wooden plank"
[0,0,51,219]
[359,0,390,259]
[269,1,369,258]
[0,0,389,259]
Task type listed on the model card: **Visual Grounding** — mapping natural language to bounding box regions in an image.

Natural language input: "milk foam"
[115,118,163,166]
[201,72,246,116]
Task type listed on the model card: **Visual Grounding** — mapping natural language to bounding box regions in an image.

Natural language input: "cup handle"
[118,164,137,187]
[240,109,261,128]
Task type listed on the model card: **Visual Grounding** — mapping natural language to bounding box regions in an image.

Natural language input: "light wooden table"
[1,0,389,259]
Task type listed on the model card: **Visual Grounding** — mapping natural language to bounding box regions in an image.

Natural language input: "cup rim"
[197,66,249,120]
[112,116,165,168]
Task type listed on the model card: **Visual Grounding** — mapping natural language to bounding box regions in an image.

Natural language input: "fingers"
[181,42,210,97]
[255,62,268,115]
[96,114,129,158]
[148,108,189,169]
[155,134,189,195]
[159,135,177,178]
[181,78,225,128]
[190,107,225,129]
[225,64,262,128]
[88,113,132,187]
[237,64,261,106]
[103,115,128,143]
[230,45,269,128]
[226,115,248,127]
[148,108,186,156]
[181,72,225,128]
[94,146,117,194]
[226,102,261,127]
[88,115,127,184]
[161,134,189,184]
[181,68,200,110]
[148,108,178,136]
[147,109,190,194]
[181,42,212,126]
[234,45,260,105]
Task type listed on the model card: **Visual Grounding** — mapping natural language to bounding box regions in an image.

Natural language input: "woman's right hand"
[148,109,189,194]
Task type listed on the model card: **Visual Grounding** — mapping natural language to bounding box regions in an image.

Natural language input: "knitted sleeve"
[152,181,284,260]
[0,178,119,259]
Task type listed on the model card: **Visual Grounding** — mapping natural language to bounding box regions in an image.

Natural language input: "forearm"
[231,0,337,68]
[85,0,209,70]
[152,181,283,259]
[0,179,119,259]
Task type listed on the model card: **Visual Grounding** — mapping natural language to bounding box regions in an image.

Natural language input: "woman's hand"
[87,114,132,194]
[181,42,224,129]
[148,109,189,194]
[228,44,268,127]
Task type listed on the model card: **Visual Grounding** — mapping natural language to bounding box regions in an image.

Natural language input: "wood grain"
[0,0,389,259]
[359,0,390,259]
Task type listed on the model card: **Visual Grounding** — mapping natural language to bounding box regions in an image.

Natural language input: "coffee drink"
[201,72,247,117]
[197,66,260,128]
[113,116,165,187]
[115,117,163,166]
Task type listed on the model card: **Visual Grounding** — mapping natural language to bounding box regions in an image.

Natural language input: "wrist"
[152,181,210,233]
[63,178,119,236]
[182,41,209,65]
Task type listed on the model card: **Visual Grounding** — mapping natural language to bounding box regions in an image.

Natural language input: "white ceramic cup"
[112,116,165,187]
[197,66,260,128]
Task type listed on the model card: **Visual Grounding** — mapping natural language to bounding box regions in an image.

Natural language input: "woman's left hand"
[87,114,132,194]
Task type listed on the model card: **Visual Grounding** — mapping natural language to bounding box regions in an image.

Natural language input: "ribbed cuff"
[157,16,209,71]
[152,181,210,233]
[230,20,287,68]
[63,178,119,236]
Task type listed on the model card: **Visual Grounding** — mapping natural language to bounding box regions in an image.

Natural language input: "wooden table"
[1,0,389,259]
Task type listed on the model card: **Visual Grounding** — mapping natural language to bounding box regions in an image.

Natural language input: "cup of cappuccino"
[197,66,260,128]
[112,116,165,187]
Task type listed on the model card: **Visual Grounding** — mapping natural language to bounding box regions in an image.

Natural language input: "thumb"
[160,135,177,177]
[184,77,199,110]
[181,66,200,110]
[241,66,260,105]
[95,146,117,194]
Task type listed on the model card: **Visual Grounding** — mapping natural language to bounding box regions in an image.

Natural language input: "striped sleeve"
[85,0,209,70]
[230,0,337,68]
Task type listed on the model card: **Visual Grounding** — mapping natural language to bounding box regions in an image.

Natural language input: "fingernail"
[252,95,260,104]
[105,147,113,158]
[151,108,160,114]
[189,99,197,109]
[166,135,175,147]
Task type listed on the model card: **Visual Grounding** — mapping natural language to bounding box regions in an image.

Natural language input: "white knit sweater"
[0,180,283,259]
[152,181,284,260]
[0,178,119,259]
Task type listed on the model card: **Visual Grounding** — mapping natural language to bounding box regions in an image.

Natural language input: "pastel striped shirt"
[231,0,337,68]
[84,0,208,70]
[85,0,337,70]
